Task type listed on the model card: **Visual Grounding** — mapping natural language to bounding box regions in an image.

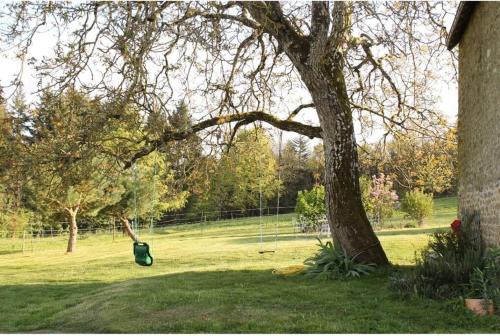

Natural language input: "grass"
[0,196,498,332]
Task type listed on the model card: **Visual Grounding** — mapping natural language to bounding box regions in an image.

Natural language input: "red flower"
[451,219,461,234]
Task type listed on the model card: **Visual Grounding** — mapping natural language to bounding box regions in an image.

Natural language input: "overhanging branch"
[124,111,322,168]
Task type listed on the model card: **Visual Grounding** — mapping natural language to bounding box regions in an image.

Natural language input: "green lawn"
[0,196,498,333]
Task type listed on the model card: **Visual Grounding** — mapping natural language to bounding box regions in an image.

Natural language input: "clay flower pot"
[465,298,495,316]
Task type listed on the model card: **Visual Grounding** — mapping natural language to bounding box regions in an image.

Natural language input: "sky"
[0,3,459,148]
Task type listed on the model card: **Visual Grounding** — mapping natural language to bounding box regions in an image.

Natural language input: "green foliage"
[295,185,325,231]
[27,89,121,218]
[304,238,376,279]
[359,175,374,214]
[279,137,316,207]
[468,248,500,307]
[401,189,433,226]
[194,128,280,214]
[308,143,325,184]
[468,267,490,300]
[358,130,457,196]
[99,151,188,223]
[0,208,32,237]
[390,212,486,299]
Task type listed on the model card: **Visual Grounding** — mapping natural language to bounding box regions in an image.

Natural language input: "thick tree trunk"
[66,208,78,253]
[229,1,388,264]
[121,217,139,242]
[298,65,389,265]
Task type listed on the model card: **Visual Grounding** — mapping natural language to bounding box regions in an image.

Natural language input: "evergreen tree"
[280,137,315,207]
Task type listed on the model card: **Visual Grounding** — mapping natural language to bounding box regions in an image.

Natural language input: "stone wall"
[457,2,500,246]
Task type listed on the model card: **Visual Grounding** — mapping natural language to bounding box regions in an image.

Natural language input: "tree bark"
[297,64,389,265]
[240,2,388,264]
[121,217,139,242]
[66,208,78,253]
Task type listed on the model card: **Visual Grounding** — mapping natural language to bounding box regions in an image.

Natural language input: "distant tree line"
[0,87,457,251]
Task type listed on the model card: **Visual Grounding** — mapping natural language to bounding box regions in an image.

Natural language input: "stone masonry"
[456,2,500,246]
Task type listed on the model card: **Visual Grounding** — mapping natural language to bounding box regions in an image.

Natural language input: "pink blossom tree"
[370,174,399,226]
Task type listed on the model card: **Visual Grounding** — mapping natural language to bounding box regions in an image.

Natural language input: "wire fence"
[0,206,296,237]
[0,208,301,255]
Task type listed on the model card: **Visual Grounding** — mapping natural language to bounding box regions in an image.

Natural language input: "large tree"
[1,2,456,264]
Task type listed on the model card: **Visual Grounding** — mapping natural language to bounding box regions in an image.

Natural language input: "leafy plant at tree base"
[304,238,376,280]
[401,189,434,226]
[389,211,491,300]
[295,185,326,231]
[468,267,490,300]
[468,248,500,314]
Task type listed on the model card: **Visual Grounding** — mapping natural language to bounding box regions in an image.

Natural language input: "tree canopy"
[0,1,458,263]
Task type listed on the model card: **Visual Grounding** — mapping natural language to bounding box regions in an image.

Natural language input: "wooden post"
[22,230,25,254]
[112,217,115,242]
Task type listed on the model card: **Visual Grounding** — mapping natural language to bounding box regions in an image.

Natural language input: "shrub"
[304,238,376,279]
[295,185,325,231]
[369,173,398,226]
[401,189,433,226]
[468,248,500,312]
[390,211,486,299]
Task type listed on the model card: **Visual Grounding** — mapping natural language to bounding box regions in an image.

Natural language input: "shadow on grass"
[376,227,444,237]
[0,249,22,255]
[229,227,444,245]
[1,268,498,333]
[229,234,321,245]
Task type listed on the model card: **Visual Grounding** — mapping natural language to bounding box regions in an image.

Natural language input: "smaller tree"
[369,174,399,226]
[99,153,188,242]
[401,189,434,226]
[295,185,326,232]
[26,90,122,252]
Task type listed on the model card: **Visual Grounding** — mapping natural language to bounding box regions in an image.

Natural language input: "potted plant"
[465,267,495,316]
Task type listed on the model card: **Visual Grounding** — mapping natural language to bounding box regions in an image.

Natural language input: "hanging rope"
[148,151,159,254]
[131,162,154,267]
[257,127,276,254]
[274,130,283,251]
[150,153,158,234]
[132,163,139,239]
[259,148,264,250]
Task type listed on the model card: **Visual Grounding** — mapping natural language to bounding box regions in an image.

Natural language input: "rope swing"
[131,163,153,267]
[258,129,281,254]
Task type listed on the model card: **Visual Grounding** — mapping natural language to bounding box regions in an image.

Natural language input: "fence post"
[22,230,25,254]
[112,217,115,242]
